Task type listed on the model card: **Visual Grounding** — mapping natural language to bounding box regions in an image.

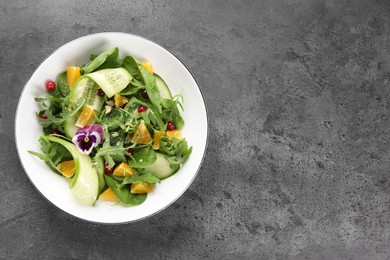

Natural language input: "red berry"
[39,113,48,119]
[167,121,175,131]
[140,89,149,99]
[104,162,114,174]
[45,80,56,92]
[138,105,147,113]
[127,148,134,154]
[97,89,105,97]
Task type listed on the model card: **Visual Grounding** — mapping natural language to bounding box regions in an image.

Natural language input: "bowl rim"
[14,32,209,224]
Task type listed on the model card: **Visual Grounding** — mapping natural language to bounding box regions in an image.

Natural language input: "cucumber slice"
[63,117,78,138]
[86,68,133,98]
[45,135,99,205]
[94,156,107,194]
[69,76,104,111]
[64,76,105,138]
[154,73,172,99]
[144,153,179,179]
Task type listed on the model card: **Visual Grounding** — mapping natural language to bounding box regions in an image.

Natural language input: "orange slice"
[113,162,135,177]
[67,66,81,89]
[152,131,165,150]
[99,187,120,202]
[114,93,129,108]
[75,105,95,128]
[131,183,154,194]
[131,121,152,144]
[141,61,153,74]
[167,130,181,139]
[57,160,75,178]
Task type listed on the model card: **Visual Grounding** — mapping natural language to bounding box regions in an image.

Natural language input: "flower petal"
[78,139,95,154]
[89,124,104,144]
[89,131,101,146]
[72,133,85,146]
[74,128,89,137]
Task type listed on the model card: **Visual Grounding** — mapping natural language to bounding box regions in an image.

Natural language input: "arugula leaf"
[100,108,128,131]
[123,97,164,130]
[37,98,85,128]
[95,126,126,167]
[82,47,119,74]
[104,175,147,205]
[28,136,73,175]
[162,97,185,130]
[159,136,192,164]
[35,95,63,115]
[56,71,70,97]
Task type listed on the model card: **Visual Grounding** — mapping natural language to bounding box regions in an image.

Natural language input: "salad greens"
[29,47,192,206]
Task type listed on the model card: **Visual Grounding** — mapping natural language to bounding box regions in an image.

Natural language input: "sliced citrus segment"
[152,131,165,150]
[142,61,153,74]
[131,121,152,144]
[113,162,136,177]
[99,187,120,202]
[114,93,129,108]
[75,105,95,128]
[57,160,75,178]
[167,130,181,139]
[131,183,154,194]
[66,66,81,89]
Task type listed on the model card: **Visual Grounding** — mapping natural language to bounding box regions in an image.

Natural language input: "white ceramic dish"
[15,32,208,224]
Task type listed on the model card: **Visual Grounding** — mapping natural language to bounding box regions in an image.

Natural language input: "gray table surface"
[2,0,390,259]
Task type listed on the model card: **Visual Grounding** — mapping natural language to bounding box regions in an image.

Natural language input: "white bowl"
[15,32,208,224]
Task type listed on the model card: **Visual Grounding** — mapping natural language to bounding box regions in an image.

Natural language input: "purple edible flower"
[72,124,104,155]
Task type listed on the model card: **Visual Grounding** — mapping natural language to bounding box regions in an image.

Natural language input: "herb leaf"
[56,71,70,97]
[95,126,126,167]
[28,136,73,175]
[123,56,163,114]
[37,98,85,128]
[159,136,192,164]
[82,47,119,74]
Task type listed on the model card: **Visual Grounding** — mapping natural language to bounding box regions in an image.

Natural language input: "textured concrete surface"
[2,0,390,259]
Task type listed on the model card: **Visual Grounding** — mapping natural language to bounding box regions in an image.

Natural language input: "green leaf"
[162,98,185,130]
[123,56,162,114]
[56,71,70,97]
[128,146,156,168]
[122,55,143,82]
[120,79,144,95]
[104,175,147,205]
[82,47,119,74]
[29,135,73,175]
[100,108,127,131]
[123,97,164,130]
[37,98,85,128]
[159,136,192,164]
[95,126,126,167]
[121,171,160,185]
[139,65,162,114]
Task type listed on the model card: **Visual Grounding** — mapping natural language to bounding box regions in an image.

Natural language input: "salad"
[29,47,192,206]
